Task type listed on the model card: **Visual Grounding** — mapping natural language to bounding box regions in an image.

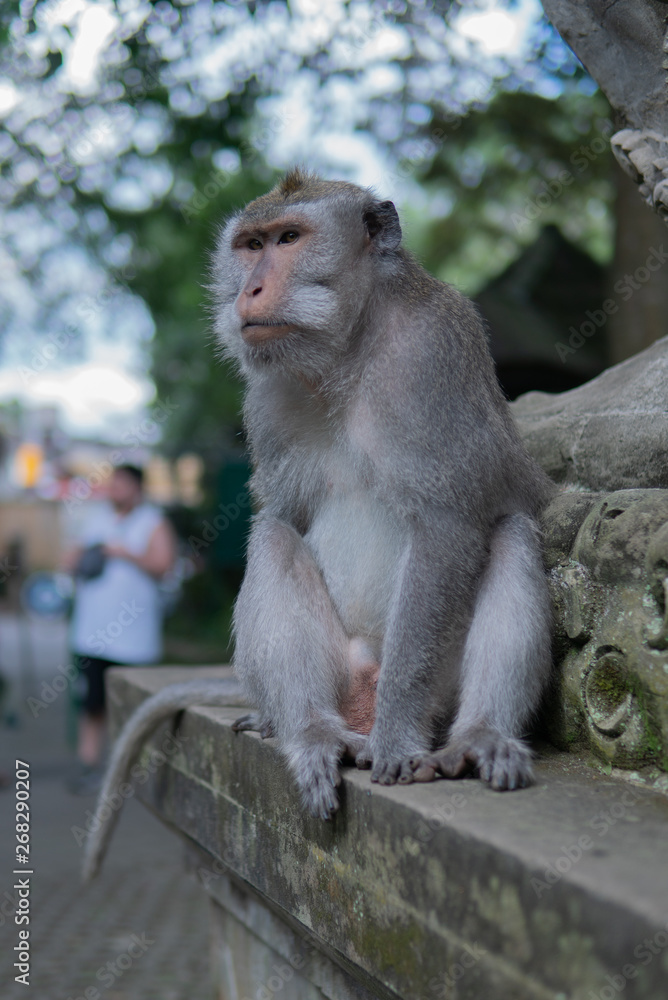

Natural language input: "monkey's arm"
[233,515,364,819]
[358,512,489,784]
[82,678,246,882]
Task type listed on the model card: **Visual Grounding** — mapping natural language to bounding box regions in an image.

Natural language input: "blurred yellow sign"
[14,443,43,488]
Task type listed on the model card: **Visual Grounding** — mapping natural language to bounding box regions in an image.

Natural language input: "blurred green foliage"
[404,89,613,296]
[1,1,619,651]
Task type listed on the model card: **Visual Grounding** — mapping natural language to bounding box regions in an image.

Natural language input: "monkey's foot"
[232,712,275,739]
[411,729,534,791]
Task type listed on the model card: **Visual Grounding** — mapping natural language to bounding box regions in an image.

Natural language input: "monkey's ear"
[363,200,402,252]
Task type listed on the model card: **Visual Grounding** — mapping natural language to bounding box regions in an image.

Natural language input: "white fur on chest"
[303,435,407,644]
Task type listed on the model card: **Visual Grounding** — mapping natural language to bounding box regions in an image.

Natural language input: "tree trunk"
[606,162,668,365]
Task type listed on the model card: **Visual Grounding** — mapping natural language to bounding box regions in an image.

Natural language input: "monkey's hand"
[288,737,343,820]
[410,727,534,791]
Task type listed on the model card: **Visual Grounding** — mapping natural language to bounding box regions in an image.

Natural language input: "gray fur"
[85,172,556,878]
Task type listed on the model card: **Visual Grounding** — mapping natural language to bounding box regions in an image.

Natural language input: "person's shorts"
[72,654,122,714]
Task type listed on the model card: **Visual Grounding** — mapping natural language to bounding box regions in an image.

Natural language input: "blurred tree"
[5,0,655,459]
[403,89,614,292]
[2,0,642,649]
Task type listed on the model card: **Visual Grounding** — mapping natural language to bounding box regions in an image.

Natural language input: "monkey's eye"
[278,231,299,244]
[248,238,263,251]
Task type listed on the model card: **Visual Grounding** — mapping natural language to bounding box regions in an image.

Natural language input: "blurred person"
[64,464,175,793]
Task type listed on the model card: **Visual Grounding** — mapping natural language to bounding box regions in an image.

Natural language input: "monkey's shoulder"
[377,270,494,378]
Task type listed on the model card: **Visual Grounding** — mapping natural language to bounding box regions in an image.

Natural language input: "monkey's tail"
[81,679,247,883]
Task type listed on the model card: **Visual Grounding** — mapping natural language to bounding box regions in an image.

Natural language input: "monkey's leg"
[357,516,489,786]
[413,514,552,791]
[233,516,365,819]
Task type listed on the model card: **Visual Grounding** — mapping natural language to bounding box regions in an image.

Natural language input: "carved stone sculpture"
[541,489,668,776]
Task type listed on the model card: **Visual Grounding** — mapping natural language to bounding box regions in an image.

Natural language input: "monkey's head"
[212,168,402,384]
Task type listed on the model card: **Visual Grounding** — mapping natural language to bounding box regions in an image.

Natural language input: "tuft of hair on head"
[279,166,319,197]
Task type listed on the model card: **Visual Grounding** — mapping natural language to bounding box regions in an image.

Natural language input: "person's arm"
[60,545,84,573]
[104,520,176,578]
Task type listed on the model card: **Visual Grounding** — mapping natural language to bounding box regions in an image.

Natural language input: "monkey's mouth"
[242,320,294,345]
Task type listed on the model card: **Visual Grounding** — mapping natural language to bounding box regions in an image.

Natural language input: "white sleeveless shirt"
[70,502,165,664]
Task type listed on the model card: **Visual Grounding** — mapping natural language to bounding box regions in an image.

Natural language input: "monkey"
[82,168,554,881]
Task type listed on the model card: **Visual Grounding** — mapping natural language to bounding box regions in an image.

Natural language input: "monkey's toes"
[426,731,534,791]
[410,760,438,782]
[370,758,415,786]
[232,712,273,735]
[485,741,534,791]
[355,748,372,770]
[417,748,472,780]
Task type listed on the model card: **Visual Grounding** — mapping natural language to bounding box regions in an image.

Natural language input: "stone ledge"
[108,666,668,1000]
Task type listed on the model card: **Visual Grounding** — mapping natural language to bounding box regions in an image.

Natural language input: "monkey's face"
[212,174,402,384]
[233,216,323,348]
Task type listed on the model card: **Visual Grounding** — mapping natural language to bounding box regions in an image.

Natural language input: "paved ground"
[0,613,215,1000]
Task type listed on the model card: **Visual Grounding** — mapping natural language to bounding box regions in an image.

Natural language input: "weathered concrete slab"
[107,666,668,1000]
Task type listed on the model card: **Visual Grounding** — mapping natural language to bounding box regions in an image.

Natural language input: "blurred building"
[475,225,609,400]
